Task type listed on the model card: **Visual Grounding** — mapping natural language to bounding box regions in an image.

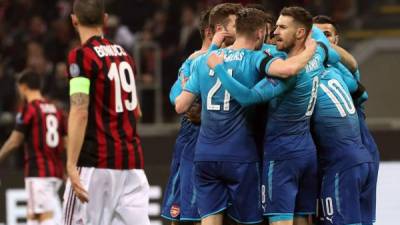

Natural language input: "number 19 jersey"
[67,36,143,170]
[185,49,263,162]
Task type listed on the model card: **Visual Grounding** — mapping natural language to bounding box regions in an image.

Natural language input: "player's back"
[67,36,143,170]
[187,48,263,162]
[16,99,65,178]
[264,46,325,160]
[312,67,372,172]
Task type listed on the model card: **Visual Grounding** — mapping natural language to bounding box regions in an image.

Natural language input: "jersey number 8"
[46,114,59,148]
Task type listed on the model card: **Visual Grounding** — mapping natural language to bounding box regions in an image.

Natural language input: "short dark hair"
[199,9,211,40]
[313,15,338,32]
[73,0,105,27]
[17,70,42,90]
[280,6,313,35]
[236,8,268,37]
[209,3,242,33]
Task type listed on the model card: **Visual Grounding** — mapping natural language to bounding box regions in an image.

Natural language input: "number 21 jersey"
[67,36,143,170]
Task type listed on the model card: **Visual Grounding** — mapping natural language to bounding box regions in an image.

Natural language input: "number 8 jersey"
[67,36,144,170]
[15,99,66,178]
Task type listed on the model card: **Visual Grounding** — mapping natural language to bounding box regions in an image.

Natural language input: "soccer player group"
[162,3,379,225]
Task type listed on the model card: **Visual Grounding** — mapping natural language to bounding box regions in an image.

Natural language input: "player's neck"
[78,26,104,45]
[231,37,256,50]
[200,38,212,52]
[288,40,306,57]
[26,90,43,103]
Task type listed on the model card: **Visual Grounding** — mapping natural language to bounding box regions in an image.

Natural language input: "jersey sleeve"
[333,63,358,93]
[214,64,290,107]
[184,58,201,95]
[253,50,284,77]
[312,26,340,64]
[14,105,33,135]
[67,48,95,95]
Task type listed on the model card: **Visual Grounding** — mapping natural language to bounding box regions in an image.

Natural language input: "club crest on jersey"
[170,204,180,218]
[69,63,80,77]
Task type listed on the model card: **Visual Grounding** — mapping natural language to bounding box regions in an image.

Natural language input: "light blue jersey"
[312,67,372,172]
[185,48,268,162]
[214,46,329,160]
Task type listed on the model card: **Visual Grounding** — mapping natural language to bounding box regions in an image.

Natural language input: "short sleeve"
[184,58,201,95]
[253,50,284,77]
[14,105,33,135]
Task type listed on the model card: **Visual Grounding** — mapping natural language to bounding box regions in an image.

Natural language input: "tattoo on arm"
[70,93,89,108]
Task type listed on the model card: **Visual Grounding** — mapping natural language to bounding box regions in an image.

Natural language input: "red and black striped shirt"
[15,99,66,178]
[67,36,144,170]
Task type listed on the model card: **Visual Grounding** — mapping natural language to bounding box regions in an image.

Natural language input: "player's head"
[17,70,42,99]
[209,3,242,45]
[245,4,276,44]
[274,6,312,52]
[313,15,339,45]
[199,9,212,41]
[71,0,106,29]
[236,8,268,50]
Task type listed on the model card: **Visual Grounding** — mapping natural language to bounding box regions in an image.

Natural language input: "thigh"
[194,162,228,219]
[114,169,150,225]
[319,164,369,225]
[180,157,200,221]
[225,162,263,224]
[295,153,318,215]
[263,159,298,217]
[25,177,58,215]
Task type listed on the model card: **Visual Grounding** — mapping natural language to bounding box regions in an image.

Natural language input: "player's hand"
[211,31,232,47]
[207,52,225,69]
[186,102,201,124]
[67,165,89,203]
[305,33,317,51]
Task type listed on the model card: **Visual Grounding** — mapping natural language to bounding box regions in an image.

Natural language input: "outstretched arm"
[331,44,358,73]
[208,53,291,107]
[0,131,24,163]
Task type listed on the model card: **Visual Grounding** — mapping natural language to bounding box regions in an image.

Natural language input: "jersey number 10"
[108,61,138,113]
[207,69,233,111]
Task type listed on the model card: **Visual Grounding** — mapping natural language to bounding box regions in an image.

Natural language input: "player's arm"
[67,77,90,203]
[0,131,24,163]
[331,44,358,73]
[266,38,317,78]
[175,60,201,113]
[334,63,358,93]
[311,26,340,64]
[208,53,291,107]
[169,59,191,105]
[175,91,197,113]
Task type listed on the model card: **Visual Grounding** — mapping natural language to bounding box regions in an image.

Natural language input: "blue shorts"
[263,153,318,222]
[318,163,375,225]
[358,109,379,222]
[195,161,263,224]
[180,157,200,221]
[161,122,191,221]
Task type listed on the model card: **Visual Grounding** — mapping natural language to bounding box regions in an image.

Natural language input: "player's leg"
[294,153,318,225]
[63,167,117,225]
[180,157,201,223]
[195,162,228,225]
[263,158,301,225]
[113,169,150,225]
[26,178,58,225]
[226,162,264,225]
[360,163,376,225]
[319,163,370,225]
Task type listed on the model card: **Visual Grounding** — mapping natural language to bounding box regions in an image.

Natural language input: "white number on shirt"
[207,69,233,111]
[320,79,355,117]
[107,61,138,113]
[46,114,59,148]
[305,76,319,116]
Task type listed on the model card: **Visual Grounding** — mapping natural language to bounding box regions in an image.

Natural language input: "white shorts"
[25,177,63,215]
[63,167,150,225]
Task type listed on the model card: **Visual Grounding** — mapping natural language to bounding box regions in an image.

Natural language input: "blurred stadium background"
[0,0,399,224]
